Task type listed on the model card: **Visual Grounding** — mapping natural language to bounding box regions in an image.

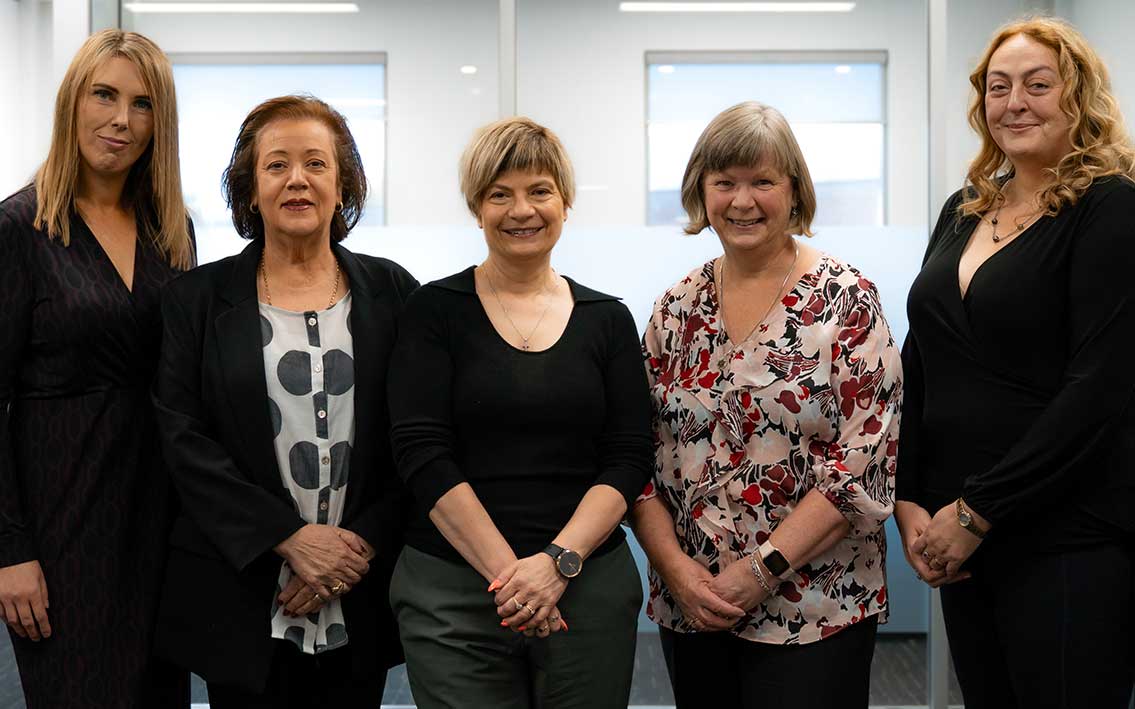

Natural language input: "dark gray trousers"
[390,541,642,709]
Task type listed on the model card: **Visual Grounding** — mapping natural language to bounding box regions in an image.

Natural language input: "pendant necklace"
[715,240,799,370]
[483,265,555,351]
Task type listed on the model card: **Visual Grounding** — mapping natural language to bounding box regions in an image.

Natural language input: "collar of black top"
[428,265,621,303]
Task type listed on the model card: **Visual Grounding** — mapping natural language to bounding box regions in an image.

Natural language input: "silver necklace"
[483,265,555,351]
[260,254,341,310]
[989,180,1043,243]
[715,241,799,369]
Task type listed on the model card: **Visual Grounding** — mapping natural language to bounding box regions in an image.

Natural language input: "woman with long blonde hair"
[895,16,1135,708]
[0,29,192,708]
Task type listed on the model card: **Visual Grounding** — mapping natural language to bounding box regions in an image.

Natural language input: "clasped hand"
[490,554,569,637]
[895,501,980,587]
[0,560,51,641]
[667,555,757,632]
[274,524,374,615]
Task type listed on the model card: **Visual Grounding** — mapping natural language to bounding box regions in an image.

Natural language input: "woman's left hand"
[278,573,350,617]
[492,554,568,631]
[707,556,769,613]
[910,502,987,577]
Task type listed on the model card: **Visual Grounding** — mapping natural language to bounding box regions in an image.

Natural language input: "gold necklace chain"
[715,240,799,369]
[482,265,555,351]
[260,254,341,310]
[988,179,1044,243]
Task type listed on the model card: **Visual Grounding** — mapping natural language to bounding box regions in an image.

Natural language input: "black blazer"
[152,239,417,692]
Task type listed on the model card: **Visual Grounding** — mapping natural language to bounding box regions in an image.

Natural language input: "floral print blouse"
[638,253,901,645]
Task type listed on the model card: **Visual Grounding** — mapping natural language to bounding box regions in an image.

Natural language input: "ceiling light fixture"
[460,65,478,75]
[620,2,855,12]
[123,2,360,14]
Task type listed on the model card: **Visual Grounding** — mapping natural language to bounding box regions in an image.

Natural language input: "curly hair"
[223,95,367,242]
[962,15,1135,217]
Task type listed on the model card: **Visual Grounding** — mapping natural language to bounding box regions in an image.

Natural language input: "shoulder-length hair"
[34,29,192,270]
[962,15,1135,217]
[223,95,367,243]
[681,101,816,237]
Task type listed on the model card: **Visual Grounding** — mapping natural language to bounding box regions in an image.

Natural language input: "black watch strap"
[542,543,565,559]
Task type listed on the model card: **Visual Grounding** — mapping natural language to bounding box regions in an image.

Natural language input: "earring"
[336,201,344,212]
[790,205,799,218]
[250,203,259,214]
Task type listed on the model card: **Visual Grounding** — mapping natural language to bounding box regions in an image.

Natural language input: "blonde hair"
[962,15,1135,217]
[681,101,816,236]
[34,29,193,270]
[459,117,575,217]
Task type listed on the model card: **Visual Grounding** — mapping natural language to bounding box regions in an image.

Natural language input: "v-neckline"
[956,215,1041,302]
[79,213,141,297]
[710,252,827,351]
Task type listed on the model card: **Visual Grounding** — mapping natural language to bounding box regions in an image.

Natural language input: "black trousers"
[206,640,386,709]
[659,614,879,709]
[939,539,1134,709]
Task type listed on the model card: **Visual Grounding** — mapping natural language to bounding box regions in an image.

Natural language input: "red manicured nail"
[487,580,502,592]
[500,621,509,627]
[519,626,527,631]
[560,619,569,632]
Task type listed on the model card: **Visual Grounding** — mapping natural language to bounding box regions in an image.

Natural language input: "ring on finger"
[548,614,560,623]
[512,598,525,612]
[538,624,550,633]
[523,603,535,616]
[921,551,932,561]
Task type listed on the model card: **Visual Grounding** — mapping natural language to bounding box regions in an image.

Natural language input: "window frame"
[643,49,889,227]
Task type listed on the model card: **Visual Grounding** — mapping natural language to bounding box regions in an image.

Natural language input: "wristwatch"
[955,498,986,539]
[758,541,793,580]
[542,543,583,578]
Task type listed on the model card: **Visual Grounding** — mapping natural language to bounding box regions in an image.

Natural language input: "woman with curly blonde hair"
[895,15,1135,708]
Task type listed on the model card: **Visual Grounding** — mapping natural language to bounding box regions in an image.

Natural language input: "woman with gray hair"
[387,116,653,708]
[630,101,902,708]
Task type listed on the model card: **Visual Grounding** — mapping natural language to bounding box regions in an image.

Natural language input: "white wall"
[128,0,500,227]
[0,0,55,198]
[1058,0,1135,137]
[516,0,930,228]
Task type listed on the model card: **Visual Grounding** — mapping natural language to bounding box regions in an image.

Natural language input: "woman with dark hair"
[152,95,415,708]
[896,16,1135,708]
[0,29,192,709]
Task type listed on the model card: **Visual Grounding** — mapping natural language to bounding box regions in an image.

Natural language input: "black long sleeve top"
[387,267,654,562]
[897,177,1135,545]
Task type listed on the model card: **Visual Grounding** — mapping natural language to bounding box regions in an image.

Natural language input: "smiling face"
[76,56,154,179]
[252,118,341,244]
[985,33,1072,171]
[478,169,567,263]
[703,162,795,254]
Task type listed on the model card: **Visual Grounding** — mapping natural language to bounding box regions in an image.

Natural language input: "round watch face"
[958,510,973,526]
[557,550,583,578]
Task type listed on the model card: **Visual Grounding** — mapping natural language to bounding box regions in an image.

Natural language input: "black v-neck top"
[387,266,653,562]
[897,177,1135,545]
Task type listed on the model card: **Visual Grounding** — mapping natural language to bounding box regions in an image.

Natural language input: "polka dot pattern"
[262,294,355,655]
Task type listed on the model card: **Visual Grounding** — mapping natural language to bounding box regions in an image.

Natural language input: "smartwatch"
[542,543,583,578]
[758,541,793,580]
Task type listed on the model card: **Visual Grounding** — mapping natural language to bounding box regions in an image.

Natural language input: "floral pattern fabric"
[638,253,901,645]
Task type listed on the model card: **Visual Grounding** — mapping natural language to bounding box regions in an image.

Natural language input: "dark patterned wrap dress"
[0,186,189,708]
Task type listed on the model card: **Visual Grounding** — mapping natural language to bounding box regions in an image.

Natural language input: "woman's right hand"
[894,500,969,588]
[0,561,51,641]
[274,524,371,598]
[663,555,746,631]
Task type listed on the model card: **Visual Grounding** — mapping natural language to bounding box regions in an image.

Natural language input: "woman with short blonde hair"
[896,16,1135,708]
[0,29,192,708]
[388,116,652,708]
